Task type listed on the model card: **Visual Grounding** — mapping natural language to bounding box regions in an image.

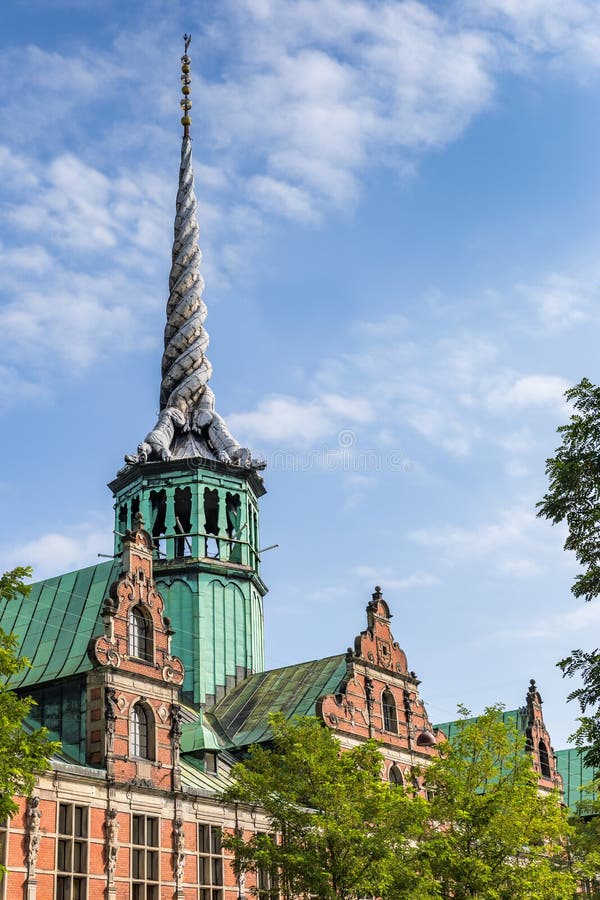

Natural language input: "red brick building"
[0,41,566,900]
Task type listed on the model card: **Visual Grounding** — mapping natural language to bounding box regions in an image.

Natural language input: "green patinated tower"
[110,41,267,709]
[109,460,266,708]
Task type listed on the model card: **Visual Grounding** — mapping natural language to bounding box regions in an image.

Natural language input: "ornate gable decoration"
[89,513,184,686]
[524,678,562,789]
[318,587,439,759]
[352,587,408,674]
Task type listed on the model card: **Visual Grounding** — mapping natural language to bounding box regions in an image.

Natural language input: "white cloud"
[353,565,439,592]
[248,176,319,224]
[463,0,600,73]
[496,596,600,641]
[228,393,374,446]
[521,273,593,332]
[2,516,113,581]
[484,374,571,414]
[498,557,542,578]
[408,497,570,582]
[2,3,600,403]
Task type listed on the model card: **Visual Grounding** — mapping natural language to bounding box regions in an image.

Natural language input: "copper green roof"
[180,757,234,794]
[556,748,598,814]
[207,654,347,748]
[0,560,118,689]
[434,709,527,741]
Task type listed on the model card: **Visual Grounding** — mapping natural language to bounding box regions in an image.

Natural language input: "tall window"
[256,835,279,900]
[128,606,153,661]
[539,740,551,778]
[198,824,223,900]
[131,815,159,900]
[382,689,398,734]
[130,703,154,760]
[56,803,88,900]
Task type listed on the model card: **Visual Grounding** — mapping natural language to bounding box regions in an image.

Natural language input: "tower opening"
[174,486,193,557]
[150,489,166,556]
[226,492,242,562]
[204,488,220,558]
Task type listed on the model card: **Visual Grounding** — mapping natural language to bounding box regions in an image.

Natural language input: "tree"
[221,713,429,900]
[568,793,600,895]
[0,567,58,824]
[537,378,600,766]
[413,706,575,900]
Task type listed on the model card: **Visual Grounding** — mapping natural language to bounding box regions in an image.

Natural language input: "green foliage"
[413,706,575,900]
[221,713,428,900]
[537,379,600,766]
[0,567,58,823]
[537,378,600,603]
[568,790,600,895]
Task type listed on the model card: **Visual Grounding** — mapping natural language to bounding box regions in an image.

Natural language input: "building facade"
[0,39,589,900]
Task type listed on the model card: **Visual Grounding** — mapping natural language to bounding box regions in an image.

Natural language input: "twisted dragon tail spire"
[122,36,265,472]
[160,36,212,414]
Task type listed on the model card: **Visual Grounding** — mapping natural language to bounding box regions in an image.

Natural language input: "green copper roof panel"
[1,560,118,690]
[434,708,527,741]
[556,748,598,814]
[210,654,347,748]
[180,757,233,794]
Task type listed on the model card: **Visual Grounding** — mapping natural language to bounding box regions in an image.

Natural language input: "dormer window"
[130,703,154,760]
[128,605,153,662]
[382,688,398,734]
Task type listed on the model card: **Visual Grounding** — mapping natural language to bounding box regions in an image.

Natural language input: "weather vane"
[180,33,192,135]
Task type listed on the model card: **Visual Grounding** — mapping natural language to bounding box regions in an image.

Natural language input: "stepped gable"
[434,678,564,795]
[317,587,441,780]
[523,678,562,790]
[86,513,185,791]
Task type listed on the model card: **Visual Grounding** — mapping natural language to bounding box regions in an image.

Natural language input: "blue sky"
[2,0,600,747]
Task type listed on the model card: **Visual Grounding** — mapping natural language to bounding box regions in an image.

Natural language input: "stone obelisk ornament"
[125,35,264,471]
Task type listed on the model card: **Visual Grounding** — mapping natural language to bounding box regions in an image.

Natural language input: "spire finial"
[180,34,192,136]
[121,43,266,472]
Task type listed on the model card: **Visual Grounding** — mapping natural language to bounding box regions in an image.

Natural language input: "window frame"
[131,814,159,900]
[381,688,398,734]
[256,834,280,900]
[198,823,223,900]
[130,702,155,761]
[539,739,552,778]
[55,802,88,900]
[128,605,154,663]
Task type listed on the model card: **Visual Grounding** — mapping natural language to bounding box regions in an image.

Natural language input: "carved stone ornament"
[163,663,184,685]
[170,703,184,743]
[105,687,119,732]
[26,795,42,876]
[106,808,120,884]
[174,817,185,887]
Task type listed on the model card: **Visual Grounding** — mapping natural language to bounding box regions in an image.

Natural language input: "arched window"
[539,740,551,778]
[128,605,153,662]
[382,689,398,734]
[130,703,154,760]
[389,764,404,786]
